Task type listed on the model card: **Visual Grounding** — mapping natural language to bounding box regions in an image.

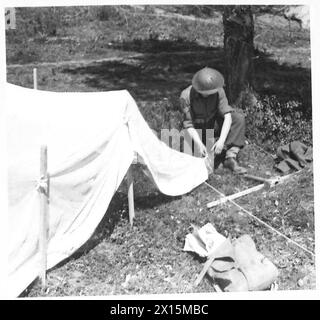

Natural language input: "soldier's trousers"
[194,111,246,150]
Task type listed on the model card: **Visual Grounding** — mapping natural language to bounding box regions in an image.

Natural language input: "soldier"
[180,67,247,174]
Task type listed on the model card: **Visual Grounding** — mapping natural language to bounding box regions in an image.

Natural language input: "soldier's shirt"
[180,85,234,129]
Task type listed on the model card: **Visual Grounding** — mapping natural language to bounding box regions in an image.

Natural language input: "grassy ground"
[6,6,315,296]
[24,153,315,296]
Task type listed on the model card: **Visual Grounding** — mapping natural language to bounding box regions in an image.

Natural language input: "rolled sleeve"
[180,87,194,129]
[218,88,234,117]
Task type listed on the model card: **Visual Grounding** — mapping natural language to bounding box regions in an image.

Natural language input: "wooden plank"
[194,252,217,287]
[127,165,135,226]
[213,283,223,292]
[194,239,228,288]
[208,133,215,174]
[207,183,265,208]
[39,145,48,288]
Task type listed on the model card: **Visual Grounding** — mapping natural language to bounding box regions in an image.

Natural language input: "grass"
[24,153,315,297]
[6,5,315,296]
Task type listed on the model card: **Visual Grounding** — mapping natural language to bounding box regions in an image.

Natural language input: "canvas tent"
[4,84,208,298]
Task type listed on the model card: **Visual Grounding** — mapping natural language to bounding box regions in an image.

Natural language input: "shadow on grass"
[62,46,224,101]
[134,193,181,210]
[62,38,311,116]
[49,190,178,269]
[111,37,215,54]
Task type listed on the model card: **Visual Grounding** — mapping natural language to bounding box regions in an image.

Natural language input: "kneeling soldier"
[180,67,247,174]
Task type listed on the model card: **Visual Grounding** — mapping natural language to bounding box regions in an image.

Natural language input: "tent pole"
[127,164,135,227]
[34,68,48,289]
[39,145,49,289]
[33,68,38,90]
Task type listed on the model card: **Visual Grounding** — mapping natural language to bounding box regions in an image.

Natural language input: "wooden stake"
[39,145,49,288]
[127,165,135,226]
[207,183,265,208]
[209,134,215,174]
[33,68,38,90]
[211,152,214,174]
[207,171,300,208]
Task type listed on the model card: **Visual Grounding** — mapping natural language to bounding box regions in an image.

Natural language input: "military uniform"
[180,85,246,152]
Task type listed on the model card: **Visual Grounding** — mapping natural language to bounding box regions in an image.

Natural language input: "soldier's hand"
[212,139,224,155]
[198,143,208,158]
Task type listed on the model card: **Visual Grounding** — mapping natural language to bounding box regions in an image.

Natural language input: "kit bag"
[206,235,278,291]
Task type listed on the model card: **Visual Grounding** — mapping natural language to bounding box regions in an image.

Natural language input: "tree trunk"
[223,6,254,105]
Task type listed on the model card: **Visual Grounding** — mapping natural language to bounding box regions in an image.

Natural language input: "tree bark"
[223,6,254,104]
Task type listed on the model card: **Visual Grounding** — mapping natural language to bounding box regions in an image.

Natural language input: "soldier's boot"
[223,157,247,175]
[213,149,226,169]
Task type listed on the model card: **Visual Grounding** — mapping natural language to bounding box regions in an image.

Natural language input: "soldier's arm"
[180,89,207,157]
[212,89,233,154]
[219,113,232,145]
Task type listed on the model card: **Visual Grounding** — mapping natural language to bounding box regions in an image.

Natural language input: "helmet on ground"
[192,67,224,95]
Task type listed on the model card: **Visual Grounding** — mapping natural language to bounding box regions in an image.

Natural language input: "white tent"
[4,84,208,297]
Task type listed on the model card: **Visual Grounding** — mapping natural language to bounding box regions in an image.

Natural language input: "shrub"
[241,91,312,151]
[25,7,61,38]
[92,6,128,26]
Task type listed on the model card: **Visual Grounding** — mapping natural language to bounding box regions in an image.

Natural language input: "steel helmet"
[192,67,225,95]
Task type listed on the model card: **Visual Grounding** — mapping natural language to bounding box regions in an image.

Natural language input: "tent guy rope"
[204,180,315,258]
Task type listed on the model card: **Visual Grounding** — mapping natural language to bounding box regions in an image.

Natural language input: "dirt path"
[6,54,144,69]
[143,8,222,24]
[6,50,215,69]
